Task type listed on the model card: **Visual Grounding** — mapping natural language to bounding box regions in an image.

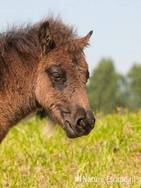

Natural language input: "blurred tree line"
[88,58,141,113]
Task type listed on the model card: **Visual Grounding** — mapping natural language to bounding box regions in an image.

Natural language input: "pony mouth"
[64,121,91,138]
[64,121,78,138]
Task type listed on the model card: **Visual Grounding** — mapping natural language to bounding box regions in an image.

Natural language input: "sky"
[0,0,141,74]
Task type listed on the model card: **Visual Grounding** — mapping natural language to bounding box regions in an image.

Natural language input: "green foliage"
[0,113,141,188]
[127,64,141,110]
[88,58,141,113]
[88,58,119,113]
[116,74,129,108]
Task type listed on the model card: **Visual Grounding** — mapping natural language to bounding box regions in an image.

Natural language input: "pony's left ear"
[63,30,93,53]
[77,30,93,49]
[38,21,56,55]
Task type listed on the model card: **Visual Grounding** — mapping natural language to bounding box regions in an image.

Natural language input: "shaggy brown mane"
[0,17,77,57]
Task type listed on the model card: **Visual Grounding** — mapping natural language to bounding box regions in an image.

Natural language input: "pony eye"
[51,72,62,81]
[47,65,66,83]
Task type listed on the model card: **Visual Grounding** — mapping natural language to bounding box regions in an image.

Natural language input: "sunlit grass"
[0,112,141,188]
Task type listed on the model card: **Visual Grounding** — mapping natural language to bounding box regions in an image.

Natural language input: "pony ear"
[77,30,93,49]
[63,30,93,53]
[38,21,56,55]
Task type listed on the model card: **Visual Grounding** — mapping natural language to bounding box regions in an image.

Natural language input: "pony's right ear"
[38,21,56,55]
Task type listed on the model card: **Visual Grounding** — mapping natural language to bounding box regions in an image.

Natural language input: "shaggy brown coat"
[0,17,95,142]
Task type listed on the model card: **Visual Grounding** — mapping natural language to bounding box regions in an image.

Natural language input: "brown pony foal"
[0,17,95,142]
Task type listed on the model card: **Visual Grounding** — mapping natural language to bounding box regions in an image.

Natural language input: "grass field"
[0,112,141,188]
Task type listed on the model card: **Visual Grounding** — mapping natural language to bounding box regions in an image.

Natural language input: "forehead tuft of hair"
[0,16,78,57]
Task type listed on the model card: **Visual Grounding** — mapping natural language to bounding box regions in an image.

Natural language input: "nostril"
[77,118,86,128]
[75,117,87,132]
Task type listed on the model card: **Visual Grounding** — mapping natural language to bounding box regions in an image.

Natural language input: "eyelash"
[49,71,67,84]
[51,72,63,81]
